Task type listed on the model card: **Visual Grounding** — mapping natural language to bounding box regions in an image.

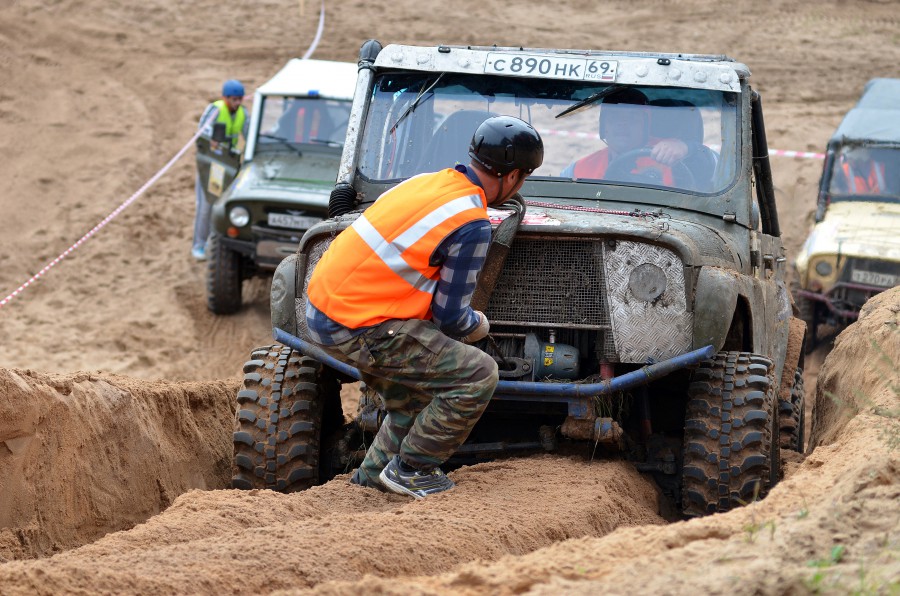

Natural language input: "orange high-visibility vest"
[573,146,674,185]
[308,168,488,329]
[842,161,885,193]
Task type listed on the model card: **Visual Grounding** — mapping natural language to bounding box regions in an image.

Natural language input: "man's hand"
[650,138,688,165]
[462,311,490,343]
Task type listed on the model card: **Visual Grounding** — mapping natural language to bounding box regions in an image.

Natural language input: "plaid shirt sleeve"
[430,219,491,337]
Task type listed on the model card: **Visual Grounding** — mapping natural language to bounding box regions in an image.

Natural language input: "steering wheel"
[605,147,695,189]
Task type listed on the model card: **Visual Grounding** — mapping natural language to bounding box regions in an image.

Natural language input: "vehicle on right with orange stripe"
[793,78,900,351]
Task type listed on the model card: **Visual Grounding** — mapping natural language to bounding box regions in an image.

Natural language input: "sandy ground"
[1,0,899,593]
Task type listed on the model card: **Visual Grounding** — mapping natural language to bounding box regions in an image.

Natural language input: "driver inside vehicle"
[560,88,692,187]
[831,146,900,196]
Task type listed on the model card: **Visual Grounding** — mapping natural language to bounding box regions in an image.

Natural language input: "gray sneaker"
[378,455,455,499]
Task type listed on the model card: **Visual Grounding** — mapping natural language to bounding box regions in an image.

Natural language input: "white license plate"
[267,213,321,230]
[484,53,617,82]
[850,269,897,287]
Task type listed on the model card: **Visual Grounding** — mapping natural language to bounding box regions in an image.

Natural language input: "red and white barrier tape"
[0,121,213,310]
[538,129,825,160]
[538,129,598,140]
[302,0,325,60]
[0,2,326,312]
[767,149,825,159]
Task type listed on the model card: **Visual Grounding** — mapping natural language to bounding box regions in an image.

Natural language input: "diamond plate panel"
[295,237,333,341]
[604,241,693,363]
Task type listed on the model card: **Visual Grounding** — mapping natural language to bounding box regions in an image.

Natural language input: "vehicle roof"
[256,59,356,100]
[372,44,748,93]
[857,78,900,109]
[829,78,900,145]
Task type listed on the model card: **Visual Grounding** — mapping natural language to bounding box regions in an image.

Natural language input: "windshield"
[828,145,900,201]
[358,72,738,195]
[257,95,351,151]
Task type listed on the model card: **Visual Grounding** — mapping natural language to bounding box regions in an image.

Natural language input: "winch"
[491,331,580,381]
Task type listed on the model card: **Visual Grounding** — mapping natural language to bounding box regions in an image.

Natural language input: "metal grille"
[838,257,899,281]
[485,237,610,330]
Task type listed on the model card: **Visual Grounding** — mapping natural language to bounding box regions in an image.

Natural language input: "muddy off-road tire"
[779,368,805,453]
[232,345,339,492]
[206,233,243,315]
[681,352,780,518]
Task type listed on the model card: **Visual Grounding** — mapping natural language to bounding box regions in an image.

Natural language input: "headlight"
[628,263,667,302]
[814,260,833,276]
[229,206,250,227]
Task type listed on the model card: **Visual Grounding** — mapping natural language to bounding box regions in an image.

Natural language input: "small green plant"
[808,544,846,568]
[742,519,777,543]
[737,482,777,543]
[803,542,900,595]
[804,545,847,593]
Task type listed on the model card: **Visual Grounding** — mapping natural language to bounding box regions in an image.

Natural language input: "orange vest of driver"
[573,146,674,186]
[307,168,488,329]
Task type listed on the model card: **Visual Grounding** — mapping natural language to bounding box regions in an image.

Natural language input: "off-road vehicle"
[199,59,357,314]
[232,41,807,517]
[793,78,900,351]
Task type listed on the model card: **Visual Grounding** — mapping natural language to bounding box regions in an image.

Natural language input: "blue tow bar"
[273,327,715,399]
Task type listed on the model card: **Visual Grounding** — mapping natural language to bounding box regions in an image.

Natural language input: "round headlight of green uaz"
[229,206,250,228]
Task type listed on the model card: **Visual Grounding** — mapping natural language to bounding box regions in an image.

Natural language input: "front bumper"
[222,225,305,270]
[797,281,890,320]
[273,327,714,420]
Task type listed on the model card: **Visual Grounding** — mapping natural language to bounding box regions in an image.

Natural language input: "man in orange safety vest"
[306,116,544,498]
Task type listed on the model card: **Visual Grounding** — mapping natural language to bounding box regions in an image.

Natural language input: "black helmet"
[468,116,544,176]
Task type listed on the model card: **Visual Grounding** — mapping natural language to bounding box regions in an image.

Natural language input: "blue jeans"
[193,173,211,250]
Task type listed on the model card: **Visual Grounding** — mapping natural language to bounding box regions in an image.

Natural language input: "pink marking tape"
[537,128,825,160]
[1,1,328,311]
[0,119,213,310]
[767,149,825,159]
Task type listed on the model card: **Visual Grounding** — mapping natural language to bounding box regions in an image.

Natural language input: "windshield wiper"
[554,84,625,120]
[389,73,445,134]
[259,133,303,156]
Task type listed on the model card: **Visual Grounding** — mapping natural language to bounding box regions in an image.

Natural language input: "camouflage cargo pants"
[318,318,498,487]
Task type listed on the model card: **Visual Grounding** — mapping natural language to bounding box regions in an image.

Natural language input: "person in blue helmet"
[192,79,249,261]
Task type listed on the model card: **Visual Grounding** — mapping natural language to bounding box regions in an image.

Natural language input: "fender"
[271,253,301,336]
[692,266,739,351]
[779,316,807,400]
[768,280,794,386]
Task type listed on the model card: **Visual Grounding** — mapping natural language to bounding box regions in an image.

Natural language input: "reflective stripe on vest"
[212,100,246,146]
[307,169,488,329]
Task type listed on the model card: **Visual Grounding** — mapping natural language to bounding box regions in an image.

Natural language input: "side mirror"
[212,123,228,143]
